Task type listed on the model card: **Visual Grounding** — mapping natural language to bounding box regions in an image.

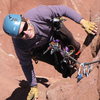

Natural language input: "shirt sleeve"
[33,5,83,23]
[12,38,37,86]
[48,5,83,23]
[24,5,83,24]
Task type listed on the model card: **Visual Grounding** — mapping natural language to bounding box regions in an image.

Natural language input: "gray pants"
[59,23,80,52]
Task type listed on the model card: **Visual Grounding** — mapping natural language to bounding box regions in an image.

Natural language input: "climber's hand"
[27,86,38,100]
[80,19,97,35]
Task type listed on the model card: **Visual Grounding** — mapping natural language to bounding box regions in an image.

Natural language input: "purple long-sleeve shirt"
[12,5,83,86]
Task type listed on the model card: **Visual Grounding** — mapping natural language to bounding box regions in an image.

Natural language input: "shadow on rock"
[6,80,30,100]
[37,77,50,88]
[6,77,50,100]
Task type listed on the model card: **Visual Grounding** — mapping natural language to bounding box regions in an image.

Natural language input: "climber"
[3,5,97,100]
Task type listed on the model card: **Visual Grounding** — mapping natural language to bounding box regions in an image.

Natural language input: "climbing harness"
[43,38,100,82]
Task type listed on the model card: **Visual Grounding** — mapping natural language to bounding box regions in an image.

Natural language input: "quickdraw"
[77,60,100,81]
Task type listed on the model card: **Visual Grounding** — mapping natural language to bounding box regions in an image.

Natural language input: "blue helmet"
[3,14,22,37]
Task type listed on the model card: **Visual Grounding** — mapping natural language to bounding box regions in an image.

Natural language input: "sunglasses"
[17,19,28,38]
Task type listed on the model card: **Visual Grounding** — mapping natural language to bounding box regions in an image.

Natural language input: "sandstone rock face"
[0,0,100,100]
[46,71,99,100]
